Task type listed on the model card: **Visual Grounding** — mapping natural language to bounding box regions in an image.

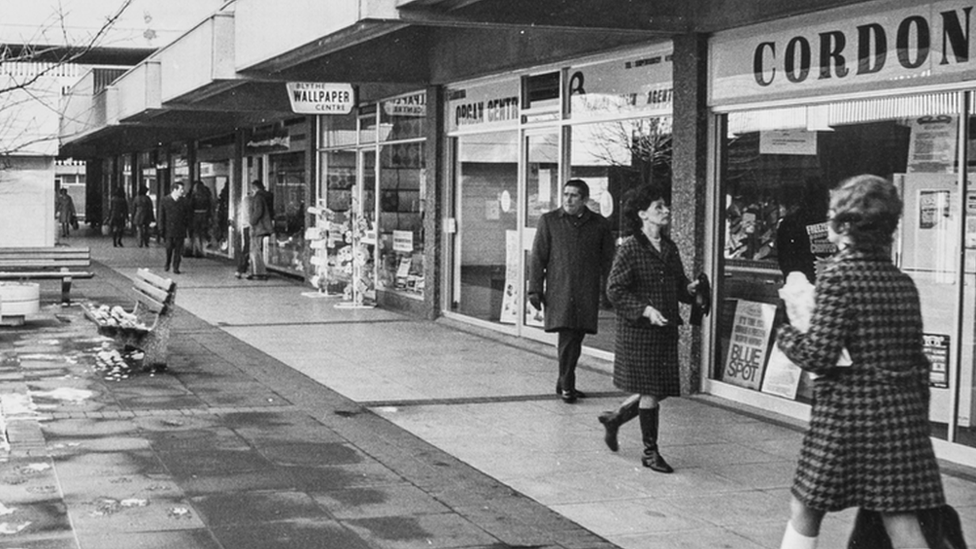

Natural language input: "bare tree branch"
[0,0,136,158]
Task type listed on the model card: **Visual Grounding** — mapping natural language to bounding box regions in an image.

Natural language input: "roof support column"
[424,84,445,320]
[671,32,709,396]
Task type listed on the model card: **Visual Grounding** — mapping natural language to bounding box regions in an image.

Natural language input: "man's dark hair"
[251,180,265,190]
[564,179,589,200]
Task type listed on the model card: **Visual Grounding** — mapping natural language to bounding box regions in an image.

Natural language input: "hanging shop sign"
[286,82,355,114]
[711,0,976,105]
[383,92,426,117]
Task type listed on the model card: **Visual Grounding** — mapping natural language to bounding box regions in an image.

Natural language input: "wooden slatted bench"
[83,268,177,369]
[0,247,94,305]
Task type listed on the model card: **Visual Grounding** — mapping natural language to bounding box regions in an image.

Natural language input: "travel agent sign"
[710,0,976,106]
[287,82,355,114]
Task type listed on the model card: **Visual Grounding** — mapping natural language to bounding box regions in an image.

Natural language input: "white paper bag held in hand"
[779,272,851,367]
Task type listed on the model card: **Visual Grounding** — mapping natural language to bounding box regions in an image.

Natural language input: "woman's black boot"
[597,398,639,452]
[639,407,673,473]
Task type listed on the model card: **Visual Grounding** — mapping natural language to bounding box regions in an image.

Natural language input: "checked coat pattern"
[777,248,945,513]
[607,232,694,397]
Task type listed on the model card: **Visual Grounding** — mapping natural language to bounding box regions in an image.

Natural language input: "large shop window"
[268,152,306,274]
[378,143,424,296]
[717,92,976,448]
[567,117,673,352]
[454,131,518,322]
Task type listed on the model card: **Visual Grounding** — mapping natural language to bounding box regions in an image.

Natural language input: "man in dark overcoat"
[159,182,190,274]
[528,179,615,403]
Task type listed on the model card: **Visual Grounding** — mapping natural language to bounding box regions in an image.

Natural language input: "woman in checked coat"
[598,183,699,473]
[776,175,945,549]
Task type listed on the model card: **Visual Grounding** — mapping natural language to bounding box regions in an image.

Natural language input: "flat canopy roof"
[1,44,155,66]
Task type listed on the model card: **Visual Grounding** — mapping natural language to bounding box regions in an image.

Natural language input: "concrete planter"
[0,282,40,326]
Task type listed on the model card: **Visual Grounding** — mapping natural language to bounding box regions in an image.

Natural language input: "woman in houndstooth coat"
[598,183,698,473]
[776,175,945,549]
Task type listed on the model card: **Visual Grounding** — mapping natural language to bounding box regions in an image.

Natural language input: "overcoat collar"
[557,206,594,223]
[633,231,673,262]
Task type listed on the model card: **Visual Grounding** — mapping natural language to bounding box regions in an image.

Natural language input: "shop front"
[442,44,675,353]
[707,0,976,463]
[315,90,428,309]
[196,132,236,257]
[244,120,310,276]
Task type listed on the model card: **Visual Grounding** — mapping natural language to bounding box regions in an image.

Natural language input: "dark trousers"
[164,237,184,271]
[112,224,125,246]
[236,227,251,274]
[136,224,151,247]
[556,329,586,393]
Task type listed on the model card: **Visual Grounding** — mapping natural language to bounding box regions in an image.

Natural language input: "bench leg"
[141,313,173,370]
[61,275,73,306]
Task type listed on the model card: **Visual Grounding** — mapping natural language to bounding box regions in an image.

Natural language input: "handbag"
[70,214,79,229]
[690,273,711,326]
[848,505,967,549]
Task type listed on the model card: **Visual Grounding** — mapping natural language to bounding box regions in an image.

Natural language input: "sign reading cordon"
[286,82,355,114]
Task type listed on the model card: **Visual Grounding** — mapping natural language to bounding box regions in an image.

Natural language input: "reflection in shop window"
[717,92,972,430]
[378,142,425,297]
[569,117,672,239]
[268,152,306,274]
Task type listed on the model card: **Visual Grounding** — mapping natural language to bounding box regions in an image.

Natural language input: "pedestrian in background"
[247,180,273,280]
[188,180,213,257]
[528,179,615,403]
[776,175,945,549]
[599,183,699,473]
[131,185,154,248]
[107,187,128,247]
[159,182,190,274]
[56,188,76,239]
[235,192,252,279]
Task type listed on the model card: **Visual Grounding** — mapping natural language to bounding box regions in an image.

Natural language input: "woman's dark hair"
[138,185,148,195]
[829,174,902,252]
[621,183,669,236]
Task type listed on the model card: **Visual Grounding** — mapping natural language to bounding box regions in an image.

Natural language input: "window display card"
[393,230,413,252]
[722,300,776,390]
[759,129,817,155]
[396,257,411,278]
[499,230,520,325]
[924,333,950,389]
[907,116,957,173]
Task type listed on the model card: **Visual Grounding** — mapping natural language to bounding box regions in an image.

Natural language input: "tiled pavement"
[0,232,974,548]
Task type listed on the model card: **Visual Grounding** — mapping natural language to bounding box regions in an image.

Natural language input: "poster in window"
[758,129,817,156]
[722,300,777,390]
[499,230,520,324]
[924,333,949,389]
[919,190,951,229]
[907,116,956,173]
